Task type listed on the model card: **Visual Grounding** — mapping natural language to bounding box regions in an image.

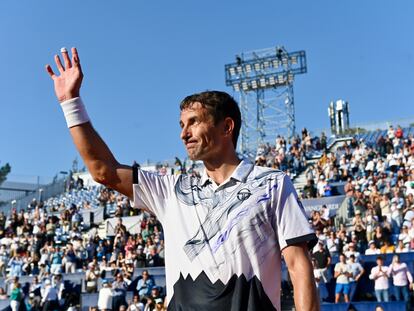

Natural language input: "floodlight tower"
[225,46,307,156]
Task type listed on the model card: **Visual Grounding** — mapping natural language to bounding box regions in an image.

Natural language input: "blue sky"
[1,0,413,181]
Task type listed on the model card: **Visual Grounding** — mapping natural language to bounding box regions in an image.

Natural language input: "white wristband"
[60,97,91,128]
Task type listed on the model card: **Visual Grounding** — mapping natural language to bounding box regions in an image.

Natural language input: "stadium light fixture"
[224,46,307,155]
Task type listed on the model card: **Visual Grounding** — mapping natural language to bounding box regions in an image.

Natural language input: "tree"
[0,162,11,186]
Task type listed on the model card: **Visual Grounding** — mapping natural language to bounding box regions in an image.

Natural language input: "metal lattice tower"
[225,46,307,156]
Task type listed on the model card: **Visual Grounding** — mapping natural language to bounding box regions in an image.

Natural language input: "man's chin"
[186,150,202,161]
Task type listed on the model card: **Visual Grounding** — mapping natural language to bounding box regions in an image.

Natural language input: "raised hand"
[45,47,83,103]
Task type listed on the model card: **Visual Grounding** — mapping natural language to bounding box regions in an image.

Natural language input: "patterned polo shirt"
[133,159,316,311]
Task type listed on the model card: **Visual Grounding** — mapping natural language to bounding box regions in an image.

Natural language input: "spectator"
[365,240,380,255]
[347,254,364,301]
[10,281,23,311]
[98,280,113,311]
[85,262,100,293]
[312,258,328,302]
[112,273,129,311]
[386,254,413,301]
[369,256,389,302]
[146,246,163,267]
[136,270,155,298]
[379,240,395,254]
[312,241,331,278]
[63,243,78,273]
[41,279,59,311]
[127,294,144,311]
[334,253,352,303]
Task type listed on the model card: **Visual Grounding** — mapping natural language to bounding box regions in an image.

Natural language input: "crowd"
[254,128,327,175]
[308,125,414,304]
[0,183,167,310]
[1,125,413,309]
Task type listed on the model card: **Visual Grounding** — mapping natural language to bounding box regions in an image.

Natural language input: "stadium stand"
[0,125,413,310]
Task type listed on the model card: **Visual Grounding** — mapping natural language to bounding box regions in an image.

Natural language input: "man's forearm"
[69,122,133,197]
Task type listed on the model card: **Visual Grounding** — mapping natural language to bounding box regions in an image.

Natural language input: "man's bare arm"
[46,47,133,198]
[282,242,319,311]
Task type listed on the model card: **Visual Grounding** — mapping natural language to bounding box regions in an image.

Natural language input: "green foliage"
[0,163,11,186]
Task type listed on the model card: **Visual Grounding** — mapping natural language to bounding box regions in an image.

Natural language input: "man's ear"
[223,117,235,137]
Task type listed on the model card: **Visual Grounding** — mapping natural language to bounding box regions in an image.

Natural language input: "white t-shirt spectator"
[334,262,351,284]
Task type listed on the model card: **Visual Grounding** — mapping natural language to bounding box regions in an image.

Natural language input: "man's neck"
[203,153,241,185]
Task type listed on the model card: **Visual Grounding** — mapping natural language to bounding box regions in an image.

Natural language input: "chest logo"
[237,188,252,201]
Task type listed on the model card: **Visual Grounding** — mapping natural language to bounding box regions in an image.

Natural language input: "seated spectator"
[127,294,144,311]
[365,240,380,255]
[344,242,360,262]
[303,179,317,198]
[380,240,395,254]
[136,270,155,298]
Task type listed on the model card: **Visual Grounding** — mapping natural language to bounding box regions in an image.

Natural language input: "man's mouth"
[185,140,197,149]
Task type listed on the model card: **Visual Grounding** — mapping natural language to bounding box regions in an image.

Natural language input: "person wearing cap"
[41,279,59,311]
[98,279,113,311]
[365,240,380,255]
[85,262,100,293]
[112,273,129,311]
[312,241,331,301]
[344,242,360,262]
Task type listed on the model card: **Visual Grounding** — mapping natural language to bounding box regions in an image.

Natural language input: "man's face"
[180,102,224,161]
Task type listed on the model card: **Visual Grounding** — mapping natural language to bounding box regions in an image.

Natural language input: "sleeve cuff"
[285,233,318,250]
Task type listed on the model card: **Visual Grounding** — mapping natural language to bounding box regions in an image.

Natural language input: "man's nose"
[180,126,191,141]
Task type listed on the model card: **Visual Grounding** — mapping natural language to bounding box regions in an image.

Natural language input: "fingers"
[71,47,80,65]
[45,64,56,80]
[61,47,72,69]
[54,54,65,74]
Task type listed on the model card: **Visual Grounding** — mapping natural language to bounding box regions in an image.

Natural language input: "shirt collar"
[200,158,254,187]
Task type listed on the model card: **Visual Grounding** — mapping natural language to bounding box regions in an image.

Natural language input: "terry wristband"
[60,97,90,128]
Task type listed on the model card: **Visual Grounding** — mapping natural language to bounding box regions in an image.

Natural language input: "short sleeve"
[275,174,317,250]
[132,168,177,221]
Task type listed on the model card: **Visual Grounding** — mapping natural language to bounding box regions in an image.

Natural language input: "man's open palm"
[46,47,83,103]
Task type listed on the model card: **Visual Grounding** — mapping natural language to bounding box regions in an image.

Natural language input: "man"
[347,254,364,301]
[46,47,318,310]
[136,270,155,298]
[386,254,413,301]
[334,253,352,303]
[312,241,331,282]
[369,256,389,302]
[311,241,331,302]
[112,273,129,311]
[98,280,113,311]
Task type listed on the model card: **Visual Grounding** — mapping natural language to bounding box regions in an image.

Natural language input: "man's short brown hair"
[180,91,241,149]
